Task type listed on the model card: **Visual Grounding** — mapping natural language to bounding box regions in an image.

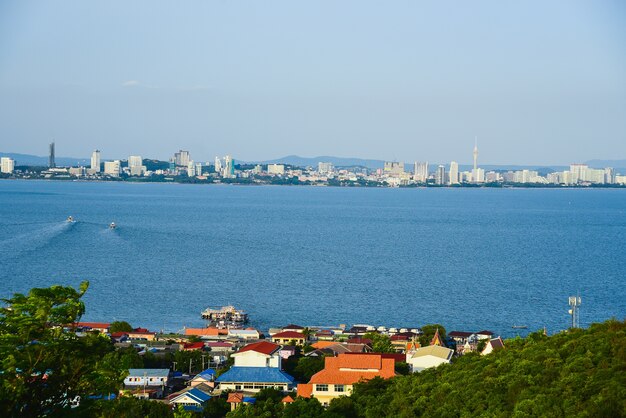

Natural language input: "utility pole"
[172,361,177,372]
[189,358,192,375]
[202,354,206,371]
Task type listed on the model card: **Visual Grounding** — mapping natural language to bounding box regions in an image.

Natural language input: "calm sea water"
[0,180,624,337]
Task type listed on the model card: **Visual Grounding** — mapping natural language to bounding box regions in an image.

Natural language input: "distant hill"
[0,152,89,167]
[585,159,626,172]
[250,155,569,173]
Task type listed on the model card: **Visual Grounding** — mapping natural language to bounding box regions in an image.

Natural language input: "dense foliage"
[0,282,125,417]
[349,320,626,417]
[224,320,625,418]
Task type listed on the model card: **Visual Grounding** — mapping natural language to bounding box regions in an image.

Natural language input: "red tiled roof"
[297,384,313,398]
[134,327,149,333]
[307,353,395,385]
[282,395,294,403]
[238,341,280,355]
[272,331,305,339]
[477,330,494,336]
[227,392,244,403]
[110,332,128,338]
[183,342,205,350]
[311,341,336,349]
[344,352,405,363]
[348,337,373,345]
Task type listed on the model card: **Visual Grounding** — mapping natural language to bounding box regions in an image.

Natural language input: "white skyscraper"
[128,155,144,176]
[435,165,446,185]
[91,150,101,172]
[414,162,428,182]
[187,160,196,177]
[448,161,459,185]
[104,160,121,177]
[318,162,334,174]
[174,150,190,167]
[214,156,223,173]
[1,157,15,174]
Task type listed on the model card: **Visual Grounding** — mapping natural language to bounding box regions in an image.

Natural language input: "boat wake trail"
[0,221,74,259]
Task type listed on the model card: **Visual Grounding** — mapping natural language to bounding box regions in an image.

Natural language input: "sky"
[0,1,624,165]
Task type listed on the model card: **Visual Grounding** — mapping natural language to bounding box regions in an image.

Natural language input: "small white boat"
[67,216,75,223]
[109,222,116,229]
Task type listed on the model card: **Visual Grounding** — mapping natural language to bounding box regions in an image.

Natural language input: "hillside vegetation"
[229,320,626,418]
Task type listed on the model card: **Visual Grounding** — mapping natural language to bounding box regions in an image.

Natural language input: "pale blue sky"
[0,1,624,164]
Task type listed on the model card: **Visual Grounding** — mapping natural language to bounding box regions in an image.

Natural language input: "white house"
[406,345,454,372]
[215,341,295,393]
[169,388,211,412]
[231,341,282,368]
[124,369,170,398]
[228,329,260,340]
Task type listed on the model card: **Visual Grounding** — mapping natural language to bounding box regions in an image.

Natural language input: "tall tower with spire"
[473,137,478,171]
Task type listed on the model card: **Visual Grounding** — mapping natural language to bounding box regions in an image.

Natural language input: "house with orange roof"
[184,327,228,338]
[297,353,395,406]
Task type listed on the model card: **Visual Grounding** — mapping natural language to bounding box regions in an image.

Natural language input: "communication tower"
[568,295,581,328]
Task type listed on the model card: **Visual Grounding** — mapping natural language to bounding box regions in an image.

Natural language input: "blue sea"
[0,180,624,337]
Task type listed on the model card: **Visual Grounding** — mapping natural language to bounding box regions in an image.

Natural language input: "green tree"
[0,282,126,417]
[292,356,325,382]
[109,321,133,333]
[363,332,395,353]
[282,397,325,418]
[203,396,230,418]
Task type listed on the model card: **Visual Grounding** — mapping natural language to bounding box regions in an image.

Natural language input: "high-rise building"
[128,155,144,176]
[414,162,429,183]
[1,157,15,174]
[318,162,334,174]
[384,161,404,175]
[195,162,203,176]
[104,160,121,177]
[223,155,234,178]
[435,165,446,185]
[174,150,190,167]
[214,156,223,173]
[186,160,196,177]
[267,164,285,175]
[605,167,615,184]
[448,161,459,185]
[91,150,101,172]
[49,142,56,168]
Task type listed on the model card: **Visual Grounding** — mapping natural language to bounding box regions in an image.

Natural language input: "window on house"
[316,384,329,392]
[335,385,345,392]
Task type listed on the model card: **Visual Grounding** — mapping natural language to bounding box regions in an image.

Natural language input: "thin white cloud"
[122,80,140,87]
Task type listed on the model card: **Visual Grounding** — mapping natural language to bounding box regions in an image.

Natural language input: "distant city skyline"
[0,1,624,165]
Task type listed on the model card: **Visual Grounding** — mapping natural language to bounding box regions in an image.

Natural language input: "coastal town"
[70,305,506,413]
[1,143,625,187]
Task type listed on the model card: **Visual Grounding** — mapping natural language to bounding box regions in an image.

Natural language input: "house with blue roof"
[190,368,216,388]
[169,388,211,411]
[215,341,296,393]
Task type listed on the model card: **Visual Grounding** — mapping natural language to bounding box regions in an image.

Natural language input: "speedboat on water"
[109,222,116,229]
[67,216,75,223]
